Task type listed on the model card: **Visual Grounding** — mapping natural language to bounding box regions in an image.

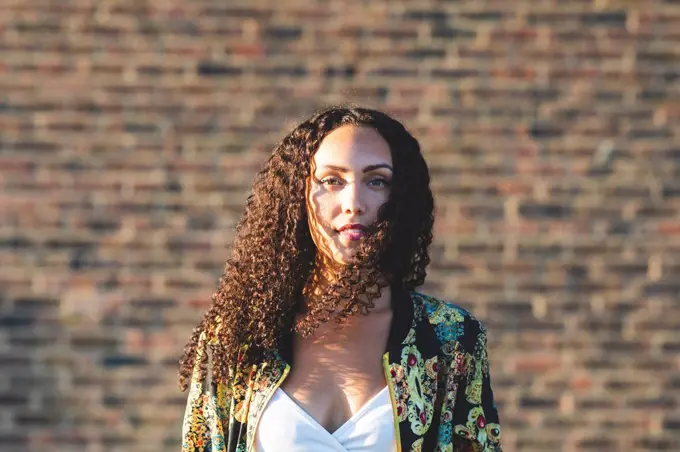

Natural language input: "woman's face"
[306,125,393,267]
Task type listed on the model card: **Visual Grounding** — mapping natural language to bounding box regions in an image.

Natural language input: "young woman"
[179,106,502,452]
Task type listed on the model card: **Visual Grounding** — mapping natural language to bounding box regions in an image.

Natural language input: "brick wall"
[1,0,679,451]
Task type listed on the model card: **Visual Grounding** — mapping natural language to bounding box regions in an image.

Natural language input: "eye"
[319,177,342,186]
[368,177,391,187]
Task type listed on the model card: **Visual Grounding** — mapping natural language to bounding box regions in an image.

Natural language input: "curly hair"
[178,106,435,391]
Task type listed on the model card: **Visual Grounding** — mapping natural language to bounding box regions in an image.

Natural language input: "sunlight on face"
[306,125,393,267]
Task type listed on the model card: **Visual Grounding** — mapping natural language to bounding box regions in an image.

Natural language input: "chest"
[279,312,393,432]
[235,297,470,452]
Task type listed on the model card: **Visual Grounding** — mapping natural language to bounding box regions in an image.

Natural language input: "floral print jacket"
[181,288,502,452]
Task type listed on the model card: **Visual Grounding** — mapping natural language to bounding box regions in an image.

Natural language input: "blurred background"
[1,0,679,451]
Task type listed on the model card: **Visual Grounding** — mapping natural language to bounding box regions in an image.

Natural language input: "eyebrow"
[318,163,393,173]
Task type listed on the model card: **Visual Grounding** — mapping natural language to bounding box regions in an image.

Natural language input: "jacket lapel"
[244,351,290,452]
[384,288,441,451]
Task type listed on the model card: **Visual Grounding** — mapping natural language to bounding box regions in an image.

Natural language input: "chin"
[328,252,353,266]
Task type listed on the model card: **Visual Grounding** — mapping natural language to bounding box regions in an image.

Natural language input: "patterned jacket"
[181,287,502,452]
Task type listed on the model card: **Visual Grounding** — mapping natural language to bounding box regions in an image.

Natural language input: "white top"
[255,386,397,452]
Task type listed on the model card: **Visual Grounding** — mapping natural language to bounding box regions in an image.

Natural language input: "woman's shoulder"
[411,290,488,351]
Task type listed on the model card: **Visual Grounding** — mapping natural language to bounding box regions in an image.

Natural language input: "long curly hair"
[178,106,434,391]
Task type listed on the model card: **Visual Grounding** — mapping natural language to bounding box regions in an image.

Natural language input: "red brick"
[2,1,679,450]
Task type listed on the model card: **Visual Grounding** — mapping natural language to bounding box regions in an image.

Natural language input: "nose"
[341,181,365,215]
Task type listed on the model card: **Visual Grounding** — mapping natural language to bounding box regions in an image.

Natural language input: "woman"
[179,106,502,452]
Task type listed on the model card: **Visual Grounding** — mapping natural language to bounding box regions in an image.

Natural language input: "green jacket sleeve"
[452,320,502,452]
[181,331,226,452]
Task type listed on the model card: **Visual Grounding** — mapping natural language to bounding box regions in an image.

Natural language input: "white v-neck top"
[255,386,397,451]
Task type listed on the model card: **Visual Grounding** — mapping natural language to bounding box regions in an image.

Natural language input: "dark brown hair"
[178,106,434,391]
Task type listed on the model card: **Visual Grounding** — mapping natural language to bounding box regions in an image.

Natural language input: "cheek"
[309,191,338,226]
[368,190,390,214]
[307,195,334,244]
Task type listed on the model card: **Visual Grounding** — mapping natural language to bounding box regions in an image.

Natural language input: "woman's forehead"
[312,126,392,168]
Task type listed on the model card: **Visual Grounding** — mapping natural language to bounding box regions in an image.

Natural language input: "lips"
[338,223,366,232]
[337,223,366,241]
